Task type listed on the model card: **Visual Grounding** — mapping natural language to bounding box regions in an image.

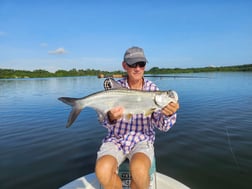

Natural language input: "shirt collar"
[121,77,148,89]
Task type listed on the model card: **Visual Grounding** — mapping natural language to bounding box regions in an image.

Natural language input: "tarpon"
[58,88,178,128]
[58,78,178,127]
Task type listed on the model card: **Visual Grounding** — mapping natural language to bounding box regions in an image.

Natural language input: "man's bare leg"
[95,155,122,189]
[130,153,151,189]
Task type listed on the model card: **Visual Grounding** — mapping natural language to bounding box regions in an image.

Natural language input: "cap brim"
[126,57,147,65]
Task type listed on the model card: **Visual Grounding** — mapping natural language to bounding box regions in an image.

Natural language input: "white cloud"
[48,47,67,55]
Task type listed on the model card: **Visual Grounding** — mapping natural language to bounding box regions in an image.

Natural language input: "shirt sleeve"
[151,110,177,132]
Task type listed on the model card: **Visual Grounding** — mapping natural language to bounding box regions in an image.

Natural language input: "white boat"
[60,160,190,189]
[60,172,190,189]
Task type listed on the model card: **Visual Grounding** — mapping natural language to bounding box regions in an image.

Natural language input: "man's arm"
[151,101,179,131]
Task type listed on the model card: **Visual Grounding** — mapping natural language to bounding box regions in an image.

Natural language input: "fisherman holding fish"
[95,46,180,189]
[58,47,180,188]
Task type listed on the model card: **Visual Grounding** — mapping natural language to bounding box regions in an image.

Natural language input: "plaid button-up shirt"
[102,77,177,154]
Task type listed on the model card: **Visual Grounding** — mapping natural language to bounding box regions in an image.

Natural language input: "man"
[95,46,180,189]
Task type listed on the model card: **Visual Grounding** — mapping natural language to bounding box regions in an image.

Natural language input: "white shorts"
[97,141,154,166]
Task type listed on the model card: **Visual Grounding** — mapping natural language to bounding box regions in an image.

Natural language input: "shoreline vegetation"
[0,64,252,79]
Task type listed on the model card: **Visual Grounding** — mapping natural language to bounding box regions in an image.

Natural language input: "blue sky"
[0,0,252,72]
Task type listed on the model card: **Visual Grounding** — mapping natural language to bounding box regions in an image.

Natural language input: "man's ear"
[122,62,127,71]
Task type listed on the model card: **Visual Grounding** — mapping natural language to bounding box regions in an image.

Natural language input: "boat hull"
[59,172,190,189]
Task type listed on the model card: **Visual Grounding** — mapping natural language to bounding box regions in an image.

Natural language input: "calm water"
[0,73,251,189]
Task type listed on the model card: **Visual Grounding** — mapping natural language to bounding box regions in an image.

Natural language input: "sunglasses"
[126,62,146,68]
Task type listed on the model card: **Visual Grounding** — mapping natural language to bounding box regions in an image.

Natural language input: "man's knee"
[130,153,151,178]
[95,155,118,184]
[129,153,151,189]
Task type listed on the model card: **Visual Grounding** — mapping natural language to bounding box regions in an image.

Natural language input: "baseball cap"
[123,46,147,65]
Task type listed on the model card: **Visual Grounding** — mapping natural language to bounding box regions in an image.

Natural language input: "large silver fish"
[58,79,178,128]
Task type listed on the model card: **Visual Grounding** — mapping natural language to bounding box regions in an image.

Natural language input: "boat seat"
[118,157,156,189]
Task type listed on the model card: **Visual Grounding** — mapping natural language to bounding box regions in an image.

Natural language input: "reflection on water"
[0,73,252,189]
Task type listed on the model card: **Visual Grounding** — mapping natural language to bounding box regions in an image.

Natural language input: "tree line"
[146,64,252,74]
[0,64,252,79]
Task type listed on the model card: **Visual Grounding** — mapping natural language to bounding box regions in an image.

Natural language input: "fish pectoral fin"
[95,109,106,123]
[145,108,157,116]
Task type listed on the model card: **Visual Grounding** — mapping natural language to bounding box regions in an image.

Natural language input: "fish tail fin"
[58,97,83,128]
[66,107,82,128]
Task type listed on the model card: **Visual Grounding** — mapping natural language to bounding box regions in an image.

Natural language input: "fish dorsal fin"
[103,77,123,90]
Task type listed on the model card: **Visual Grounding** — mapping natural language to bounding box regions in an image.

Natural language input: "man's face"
[123,62,146,81]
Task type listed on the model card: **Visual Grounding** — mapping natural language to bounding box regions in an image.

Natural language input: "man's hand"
[162,102,180,116]
[107,106,124,123]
